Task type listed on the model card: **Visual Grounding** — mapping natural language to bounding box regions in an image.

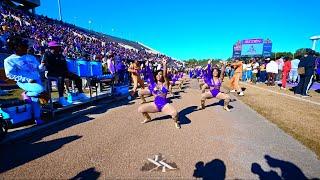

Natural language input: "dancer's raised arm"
[219,63,226,81]
[163,59,169,87]
[204,60,212,84]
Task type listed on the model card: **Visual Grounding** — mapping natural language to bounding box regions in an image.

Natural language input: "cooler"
[66,59,77,73]
[114,85,129,95]
[76,60,90,77]
[0,104,32,124]
[90,61,103,77]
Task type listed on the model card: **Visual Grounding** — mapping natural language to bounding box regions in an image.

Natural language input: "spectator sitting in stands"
[4,35,45,125]
[43,41,88,106]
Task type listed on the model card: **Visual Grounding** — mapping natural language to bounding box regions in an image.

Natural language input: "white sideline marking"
[240,82,320,106]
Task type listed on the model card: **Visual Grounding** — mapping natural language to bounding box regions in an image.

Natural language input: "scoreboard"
[233,38,272,58]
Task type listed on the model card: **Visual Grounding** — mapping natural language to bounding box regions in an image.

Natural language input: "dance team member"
[197,61,231,112]
[128,60,145,100]
[138,58,181,129]
[138,61,155,104]
[169,70,183,93]
[199,62,213,93]
[230,59,244,96]
[198,68,206,90]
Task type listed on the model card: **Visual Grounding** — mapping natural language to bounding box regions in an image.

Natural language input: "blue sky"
[36,0,320,60]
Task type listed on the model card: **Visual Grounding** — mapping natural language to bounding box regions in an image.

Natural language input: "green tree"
[294,48,307,59]
[271,52,293,60]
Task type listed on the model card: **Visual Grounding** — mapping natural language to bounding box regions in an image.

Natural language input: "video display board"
[232,38,272,58]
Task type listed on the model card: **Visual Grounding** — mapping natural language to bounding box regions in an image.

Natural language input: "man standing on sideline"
[289,57,300,84]
[230,59,244,96]
[294,49,316,97]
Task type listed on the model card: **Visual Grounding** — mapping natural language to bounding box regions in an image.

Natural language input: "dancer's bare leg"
[130,77,138,97]
[175,81,182,90]
[137,77,145,89]
[161,104,180,129]
[216,92,231,112]
[197,91,213,110]
[169,82,174,94]
[138,102,159,123]
[201,84,209,93]
[138,89,151,104]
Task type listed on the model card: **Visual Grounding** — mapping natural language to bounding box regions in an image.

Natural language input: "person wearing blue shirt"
[4,35,45,125]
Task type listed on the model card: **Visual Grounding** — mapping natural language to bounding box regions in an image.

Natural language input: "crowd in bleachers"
[0,4,185,126]
[0,5,183,66]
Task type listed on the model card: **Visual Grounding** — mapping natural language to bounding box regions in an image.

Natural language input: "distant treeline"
[184,59,223,67]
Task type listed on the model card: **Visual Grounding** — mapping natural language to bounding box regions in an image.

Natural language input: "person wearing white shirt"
[242,62,247,81]
[252,60,260,84]
[276,58,284,81]
[289,58,300,84]
[266,59,278,86]
[246,62,252,82]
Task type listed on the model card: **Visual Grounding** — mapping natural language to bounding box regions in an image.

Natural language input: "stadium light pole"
[57,0,62,21]
[88,20,92,31]
[73,16,77,25]
[310,35,320,50]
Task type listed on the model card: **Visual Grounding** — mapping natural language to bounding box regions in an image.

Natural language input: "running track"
[0,79,319,179]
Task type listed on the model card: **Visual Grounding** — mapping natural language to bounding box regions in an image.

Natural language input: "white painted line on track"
[239,82,320,106]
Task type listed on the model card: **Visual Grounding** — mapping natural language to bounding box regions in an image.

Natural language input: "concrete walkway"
[0,79,319,179]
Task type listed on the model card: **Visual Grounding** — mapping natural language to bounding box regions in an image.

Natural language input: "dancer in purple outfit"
[138,61,155,104]
[169,70,183,93]
[138,58,181,129]
[197,61,231,112]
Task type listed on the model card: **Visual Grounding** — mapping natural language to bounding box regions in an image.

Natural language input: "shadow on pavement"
[150,106,195,126]
[181,86,189,90]
[70,167,101,180]
[151,115,171,122]
[205,100,234,110]
[167,95,181,102]
[4,98,133,139]
[179,106,196,125]
[251,155,318,180]
[0,99,133,173]
[193,159,226,180]
[0,135,82,173]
